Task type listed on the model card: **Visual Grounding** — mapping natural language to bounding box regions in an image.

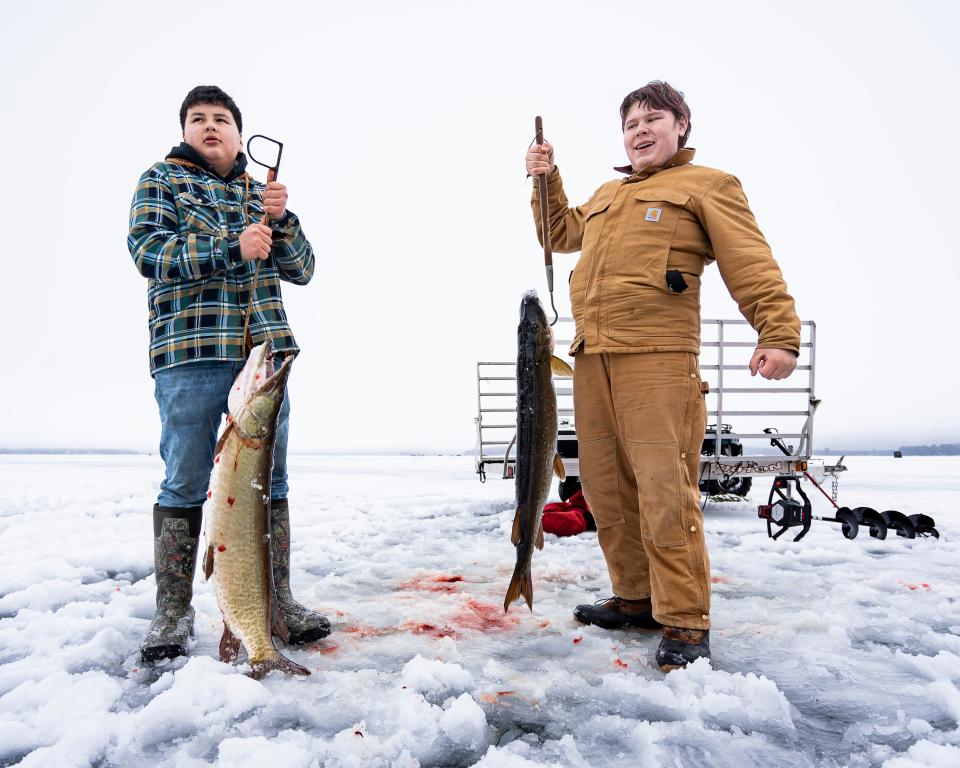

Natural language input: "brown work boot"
[573,596,663,630]
[656,627,711,671]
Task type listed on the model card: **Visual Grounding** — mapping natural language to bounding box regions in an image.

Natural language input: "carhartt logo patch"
[645,207,662,222]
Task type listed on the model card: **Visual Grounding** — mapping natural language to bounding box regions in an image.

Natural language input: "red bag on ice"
[542,490,595,537]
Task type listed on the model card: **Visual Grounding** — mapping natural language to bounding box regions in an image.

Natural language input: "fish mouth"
[231,341,292,404]
[519,290,548,326]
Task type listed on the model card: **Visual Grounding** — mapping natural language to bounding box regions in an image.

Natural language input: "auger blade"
[835,507,860,539]
[908,514,940,538]
[852,507,888,540]
[881,510,916,539]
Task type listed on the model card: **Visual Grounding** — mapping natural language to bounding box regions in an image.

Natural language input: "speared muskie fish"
[504,291,574,612]
[202,340,309,679]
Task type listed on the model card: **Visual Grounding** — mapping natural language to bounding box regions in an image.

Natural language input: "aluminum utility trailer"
[475,317,845,494]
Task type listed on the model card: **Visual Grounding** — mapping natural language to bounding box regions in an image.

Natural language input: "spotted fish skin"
[203,341,309,679]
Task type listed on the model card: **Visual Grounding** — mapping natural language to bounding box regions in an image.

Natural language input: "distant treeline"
[820,443,960,456]
[898,443,960,456]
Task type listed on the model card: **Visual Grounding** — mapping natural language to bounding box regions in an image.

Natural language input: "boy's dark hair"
[620,81,692,148]
[179,85,243,133]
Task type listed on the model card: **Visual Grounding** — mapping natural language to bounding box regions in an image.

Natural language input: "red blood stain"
[480,690,516,706]
[572,636,582,644]
[235,386,240,391]
[614,658,629,669]
[398,621,459,639]
[452,598,519,632]
[114,586,121,592]
[207,490,212,499]
[215,455,221,464]
[899,580,933,592]
[227,497,235,506]
[396,573,465,593]
[537,618,550,628]
[711,575,731,584]
[307,644,339,656]
[342,624,391,639]
[217,544,226,552]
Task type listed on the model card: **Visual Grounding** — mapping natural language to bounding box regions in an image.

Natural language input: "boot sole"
[573,609,662,631]
[140,643,187,663]
[285,624,333,645]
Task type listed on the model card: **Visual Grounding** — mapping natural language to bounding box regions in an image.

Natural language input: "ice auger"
[757,429,939,542]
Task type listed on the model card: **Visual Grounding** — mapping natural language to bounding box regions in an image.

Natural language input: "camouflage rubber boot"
[140,505,202,663]
[271,499,331,645]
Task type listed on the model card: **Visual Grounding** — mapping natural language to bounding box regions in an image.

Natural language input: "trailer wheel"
[558,477,582,501]
[705,476,753,497]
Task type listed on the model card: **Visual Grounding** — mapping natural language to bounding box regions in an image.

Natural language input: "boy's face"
[182,103,242,176]
[622,101,688,173]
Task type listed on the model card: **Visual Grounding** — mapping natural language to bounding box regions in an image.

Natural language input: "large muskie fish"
[504,291,574,612]
[202,341,309,679]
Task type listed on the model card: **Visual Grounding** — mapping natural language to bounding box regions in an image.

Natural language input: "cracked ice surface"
[0,454,958,767]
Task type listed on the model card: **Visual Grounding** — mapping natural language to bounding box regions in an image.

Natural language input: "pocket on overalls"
[628,441,687,547]
[577,435,624,528]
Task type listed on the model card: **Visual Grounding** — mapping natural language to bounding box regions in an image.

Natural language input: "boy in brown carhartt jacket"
[526,81,800,671]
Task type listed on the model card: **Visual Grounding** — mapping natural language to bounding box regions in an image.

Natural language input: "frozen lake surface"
[0,454,958,767]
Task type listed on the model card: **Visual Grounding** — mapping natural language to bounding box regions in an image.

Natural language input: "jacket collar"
[165,142,248,182]
[614,147,696,179]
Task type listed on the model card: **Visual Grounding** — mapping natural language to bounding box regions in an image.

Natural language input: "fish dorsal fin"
[550,356,574,377]
[536,520,544,550]
[553,454,566,480]
[511,506,525,546]
[203,544,214,580]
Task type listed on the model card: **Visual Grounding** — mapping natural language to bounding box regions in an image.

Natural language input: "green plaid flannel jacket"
[128,148,314,374]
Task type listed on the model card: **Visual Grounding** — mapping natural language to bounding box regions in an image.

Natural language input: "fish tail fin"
[248,651,311,679]
[503,565,534,613]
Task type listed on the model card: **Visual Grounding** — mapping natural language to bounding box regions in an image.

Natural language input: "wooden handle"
[535,116,552,270]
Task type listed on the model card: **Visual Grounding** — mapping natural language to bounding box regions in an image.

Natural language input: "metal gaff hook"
[246,134,284,181]
[534,116,558,326]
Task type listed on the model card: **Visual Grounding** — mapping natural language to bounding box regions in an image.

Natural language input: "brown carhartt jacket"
[532,148,800,356]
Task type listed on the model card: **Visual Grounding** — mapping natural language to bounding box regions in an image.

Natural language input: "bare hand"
[749,348,797,380]
[526,142,555,176]
[262,168,287,221]
[238,222,273,261]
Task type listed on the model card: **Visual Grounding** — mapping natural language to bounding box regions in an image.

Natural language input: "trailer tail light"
[758,505,773,520]
[796,461,808,471]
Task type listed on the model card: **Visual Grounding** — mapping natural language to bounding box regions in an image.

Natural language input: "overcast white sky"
[1,0,957,453]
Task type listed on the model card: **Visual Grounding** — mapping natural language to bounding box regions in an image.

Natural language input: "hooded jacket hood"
[165,142,248,182]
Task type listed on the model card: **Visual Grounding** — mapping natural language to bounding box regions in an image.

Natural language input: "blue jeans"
[154,359,290,508]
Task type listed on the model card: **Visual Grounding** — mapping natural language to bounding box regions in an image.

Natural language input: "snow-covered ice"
[0,454,957,767]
